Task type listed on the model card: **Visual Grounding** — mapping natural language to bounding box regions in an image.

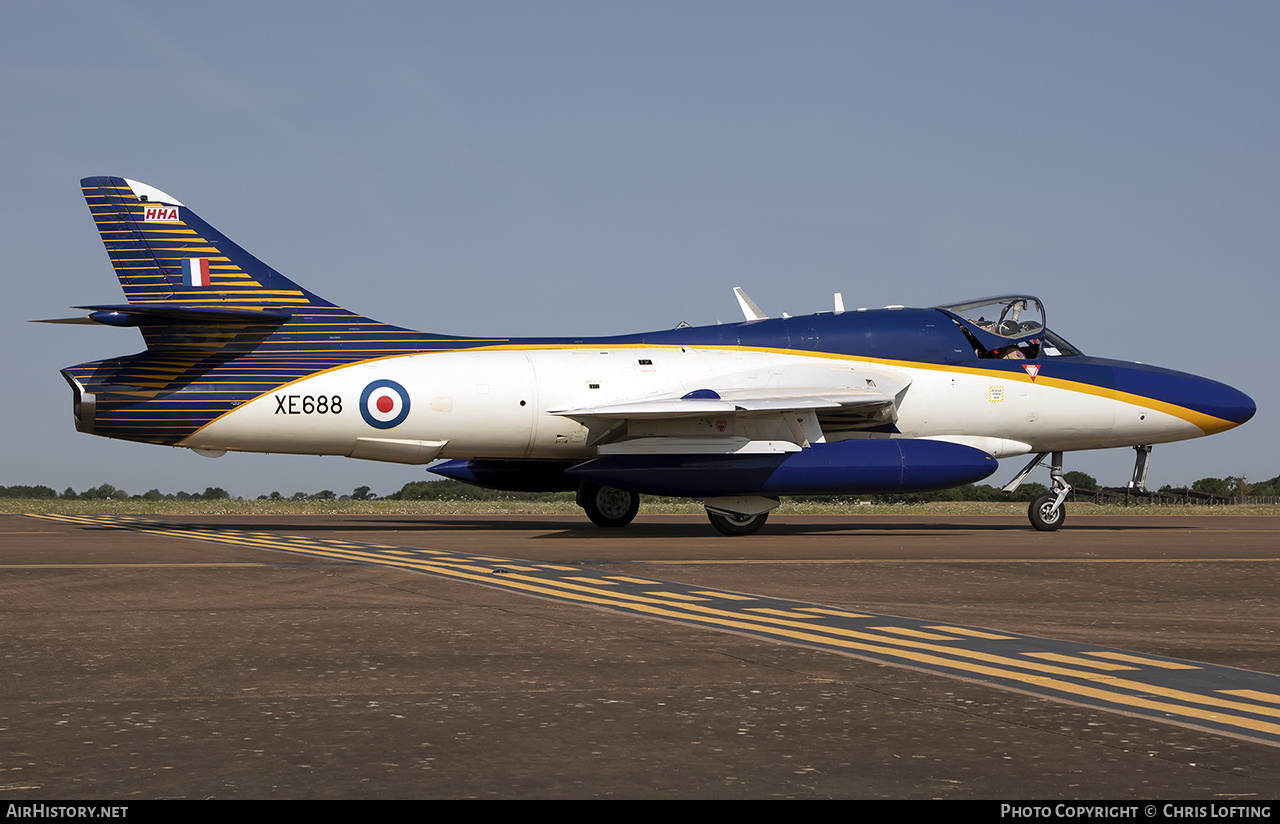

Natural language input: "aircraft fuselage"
[68,310,1249,465]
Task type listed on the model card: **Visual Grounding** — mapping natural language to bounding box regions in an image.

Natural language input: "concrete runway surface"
[2,512,1277,799]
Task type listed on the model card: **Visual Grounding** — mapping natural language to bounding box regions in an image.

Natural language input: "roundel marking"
[360,379,411,429]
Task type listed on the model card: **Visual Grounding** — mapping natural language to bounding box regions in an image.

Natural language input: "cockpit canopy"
[935,295,1080,360]
[939,296,1044,339]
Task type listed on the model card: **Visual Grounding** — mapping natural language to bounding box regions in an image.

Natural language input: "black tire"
[707,510,769,536]
[578,482,639,528]
[1028,493,1066,531]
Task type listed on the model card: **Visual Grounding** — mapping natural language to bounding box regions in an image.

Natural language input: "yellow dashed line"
[924,626,1016,640]
[1088,651,1200,669]
[868,626,962,641]
[803,607,874,618]
[691,590,756,600]
[644,591,712,601]
[749,608,829,619]
[1220,690,1280,705]
[1024,652,1139,671]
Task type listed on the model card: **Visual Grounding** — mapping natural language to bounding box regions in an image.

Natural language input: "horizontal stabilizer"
[35,304,289,327]
[36,304,292,328]
[32,315,99,325]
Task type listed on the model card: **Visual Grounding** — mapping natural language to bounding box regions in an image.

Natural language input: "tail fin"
[81,176,334,309]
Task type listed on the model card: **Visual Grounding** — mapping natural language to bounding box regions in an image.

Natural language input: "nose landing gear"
[1005,451,1072,531]
[1006,445,1154,531]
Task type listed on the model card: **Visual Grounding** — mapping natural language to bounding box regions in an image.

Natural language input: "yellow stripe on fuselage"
[411,341,1232,435]
[173,341,1233,441]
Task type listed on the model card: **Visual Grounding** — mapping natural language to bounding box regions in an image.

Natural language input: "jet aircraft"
[48,176,1256,534]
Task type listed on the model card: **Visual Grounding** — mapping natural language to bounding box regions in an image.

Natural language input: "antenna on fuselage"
[733,287,768,321]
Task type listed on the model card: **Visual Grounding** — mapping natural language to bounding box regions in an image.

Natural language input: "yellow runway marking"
[1221,690,1280,705]
[690,590,756,600]
[1088,651,1200,669]
[869,626,963,640]
[803,607,874,619]
[748,608,825,619]
[22,513,1280,747]
[924,626,1016,640]
[645,591,712,601]
[1024,652,1138,671]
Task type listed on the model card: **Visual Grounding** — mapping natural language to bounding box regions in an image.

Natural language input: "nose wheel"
[1028,493,1066,531]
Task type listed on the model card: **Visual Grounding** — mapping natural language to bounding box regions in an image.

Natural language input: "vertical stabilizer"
[81,176,334,309]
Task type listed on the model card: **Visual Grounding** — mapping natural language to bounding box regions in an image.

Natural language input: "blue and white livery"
[48,177,1255,534]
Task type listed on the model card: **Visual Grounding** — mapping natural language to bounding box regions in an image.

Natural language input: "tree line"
[2,471,1277,504]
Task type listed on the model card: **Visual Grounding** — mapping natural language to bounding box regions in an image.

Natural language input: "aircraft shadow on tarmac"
[531,520,1192,538]
[74,516,1189,539]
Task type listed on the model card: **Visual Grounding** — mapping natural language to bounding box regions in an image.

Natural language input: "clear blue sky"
[3,1,1276,498]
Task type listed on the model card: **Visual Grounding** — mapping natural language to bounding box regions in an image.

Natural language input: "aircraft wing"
[547,363,912,458]
[547,386,898,420]
[550,361,911,422]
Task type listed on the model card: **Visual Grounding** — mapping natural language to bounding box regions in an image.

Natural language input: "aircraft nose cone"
[1110,362,1255,435]
[1202,380,1256,429]
[1166,372,1255,435]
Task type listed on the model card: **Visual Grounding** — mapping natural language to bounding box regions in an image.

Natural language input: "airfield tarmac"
[2,512,1278,799]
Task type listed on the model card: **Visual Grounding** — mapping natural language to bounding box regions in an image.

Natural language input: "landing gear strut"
[576,481,639,528]
[1128,444,1152,493]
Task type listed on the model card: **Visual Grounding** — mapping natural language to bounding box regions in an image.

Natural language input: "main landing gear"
[576,481,639,528]
[706,510,769,536]
[575,485,778,536]
[704,496,779,536]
